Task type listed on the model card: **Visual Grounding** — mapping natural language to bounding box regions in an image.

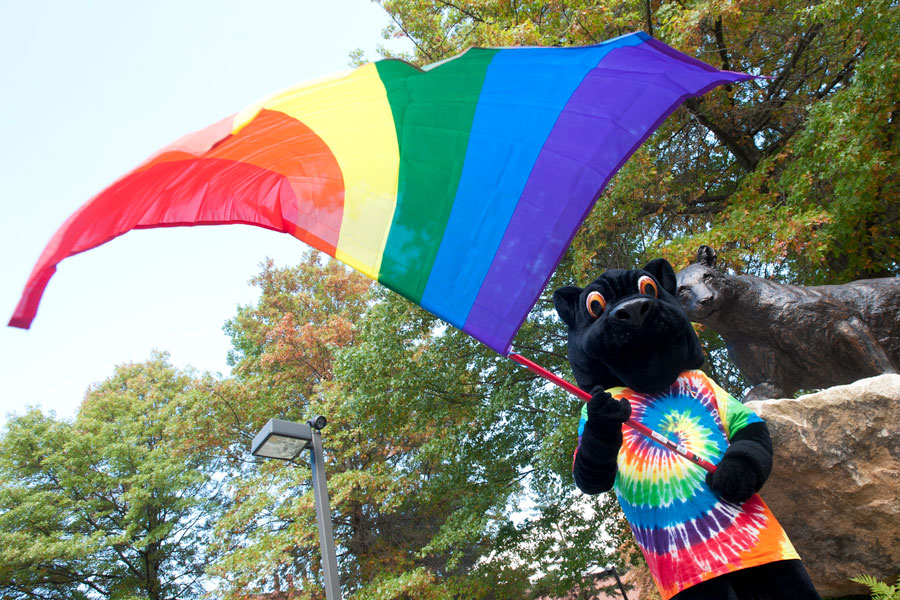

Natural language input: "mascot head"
[553,259,704,394]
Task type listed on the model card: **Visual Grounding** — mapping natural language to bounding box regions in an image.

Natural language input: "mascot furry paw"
[554,259,820,600]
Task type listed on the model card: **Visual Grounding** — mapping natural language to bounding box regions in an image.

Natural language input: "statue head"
[675,245,735,322]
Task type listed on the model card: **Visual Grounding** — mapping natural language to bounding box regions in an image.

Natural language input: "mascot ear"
[697,245,717,268]
[643,259,677,296]
[553,286,582,327]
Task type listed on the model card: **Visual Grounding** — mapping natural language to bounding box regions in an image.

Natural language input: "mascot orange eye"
[585,291,607,318]
[638,275,658,298]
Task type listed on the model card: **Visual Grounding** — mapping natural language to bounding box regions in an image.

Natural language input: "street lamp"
[251,416,341,600]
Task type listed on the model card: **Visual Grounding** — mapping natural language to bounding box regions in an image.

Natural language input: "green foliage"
[335,288,624,597]
[200,252,627,599]
[850,572,900,600]
[190,254,372,597]
[0,352,224,600]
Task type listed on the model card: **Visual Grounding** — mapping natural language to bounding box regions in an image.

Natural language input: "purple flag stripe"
[463,41,754,354]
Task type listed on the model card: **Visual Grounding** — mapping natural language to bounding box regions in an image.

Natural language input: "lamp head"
[251,418,313,461]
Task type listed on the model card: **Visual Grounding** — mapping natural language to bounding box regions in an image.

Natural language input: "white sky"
[0,0,411,425]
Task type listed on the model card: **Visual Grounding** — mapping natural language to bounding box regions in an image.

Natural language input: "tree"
[195,252,627,599]
[192,253,380,598]
[0,352,224,600]
[328,286,626,599]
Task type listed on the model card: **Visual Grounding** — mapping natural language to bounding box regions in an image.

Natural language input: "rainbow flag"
[9,32,752,353]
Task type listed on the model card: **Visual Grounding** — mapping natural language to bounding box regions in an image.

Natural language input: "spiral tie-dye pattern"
[575,371,799,599]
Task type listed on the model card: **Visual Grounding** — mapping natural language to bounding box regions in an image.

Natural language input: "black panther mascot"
[553,259,820,600]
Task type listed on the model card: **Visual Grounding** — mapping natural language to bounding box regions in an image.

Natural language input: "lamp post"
[595,566,629,599]
[251,416,341,600]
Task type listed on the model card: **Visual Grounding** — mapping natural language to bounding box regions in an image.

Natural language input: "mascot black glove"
[585,387,632,434]
[573,388,631,494]
[705,422,774,504]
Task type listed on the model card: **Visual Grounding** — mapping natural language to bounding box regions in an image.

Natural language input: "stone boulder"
[747,374,900,598]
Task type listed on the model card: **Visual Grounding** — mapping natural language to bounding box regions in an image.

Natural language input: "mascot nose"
[611,297,652,327]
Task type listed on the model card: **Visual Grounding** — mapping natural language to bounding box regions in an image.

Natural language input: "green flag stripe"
[375,49,499,303]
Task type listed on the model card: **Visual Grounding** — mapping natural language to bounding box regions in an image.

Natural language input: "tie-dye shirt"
[575,370,799,599]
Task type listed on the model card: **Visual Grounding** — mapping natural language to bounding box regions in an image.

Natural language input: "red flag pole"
[508,353,717,473]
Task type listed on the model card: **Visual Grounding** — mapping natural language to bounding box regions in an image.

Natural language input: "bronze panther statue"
[676,245,900,402]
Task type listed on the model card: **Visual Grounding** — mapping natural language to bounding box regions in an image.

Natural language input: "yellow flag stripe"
[232,63,399,278]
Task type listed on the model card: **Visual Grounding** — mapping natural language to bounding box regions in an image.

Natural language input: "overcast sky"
[0,0,411,425]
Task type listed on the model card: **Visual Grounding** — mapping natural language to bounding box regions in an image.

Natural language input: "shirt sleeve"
[573,401,589,468]
[707,375,763,440]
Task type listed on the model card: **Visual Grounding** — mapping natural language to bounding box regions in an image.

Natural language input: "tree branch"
[386,12,433,63]
[683,98,760,171]
[763,24,823,105]
[435,0,487,24]
[713,18,731,72]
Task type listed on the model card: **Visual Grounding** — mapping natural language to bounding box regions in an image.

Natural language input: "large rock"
[747,374,900,598]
